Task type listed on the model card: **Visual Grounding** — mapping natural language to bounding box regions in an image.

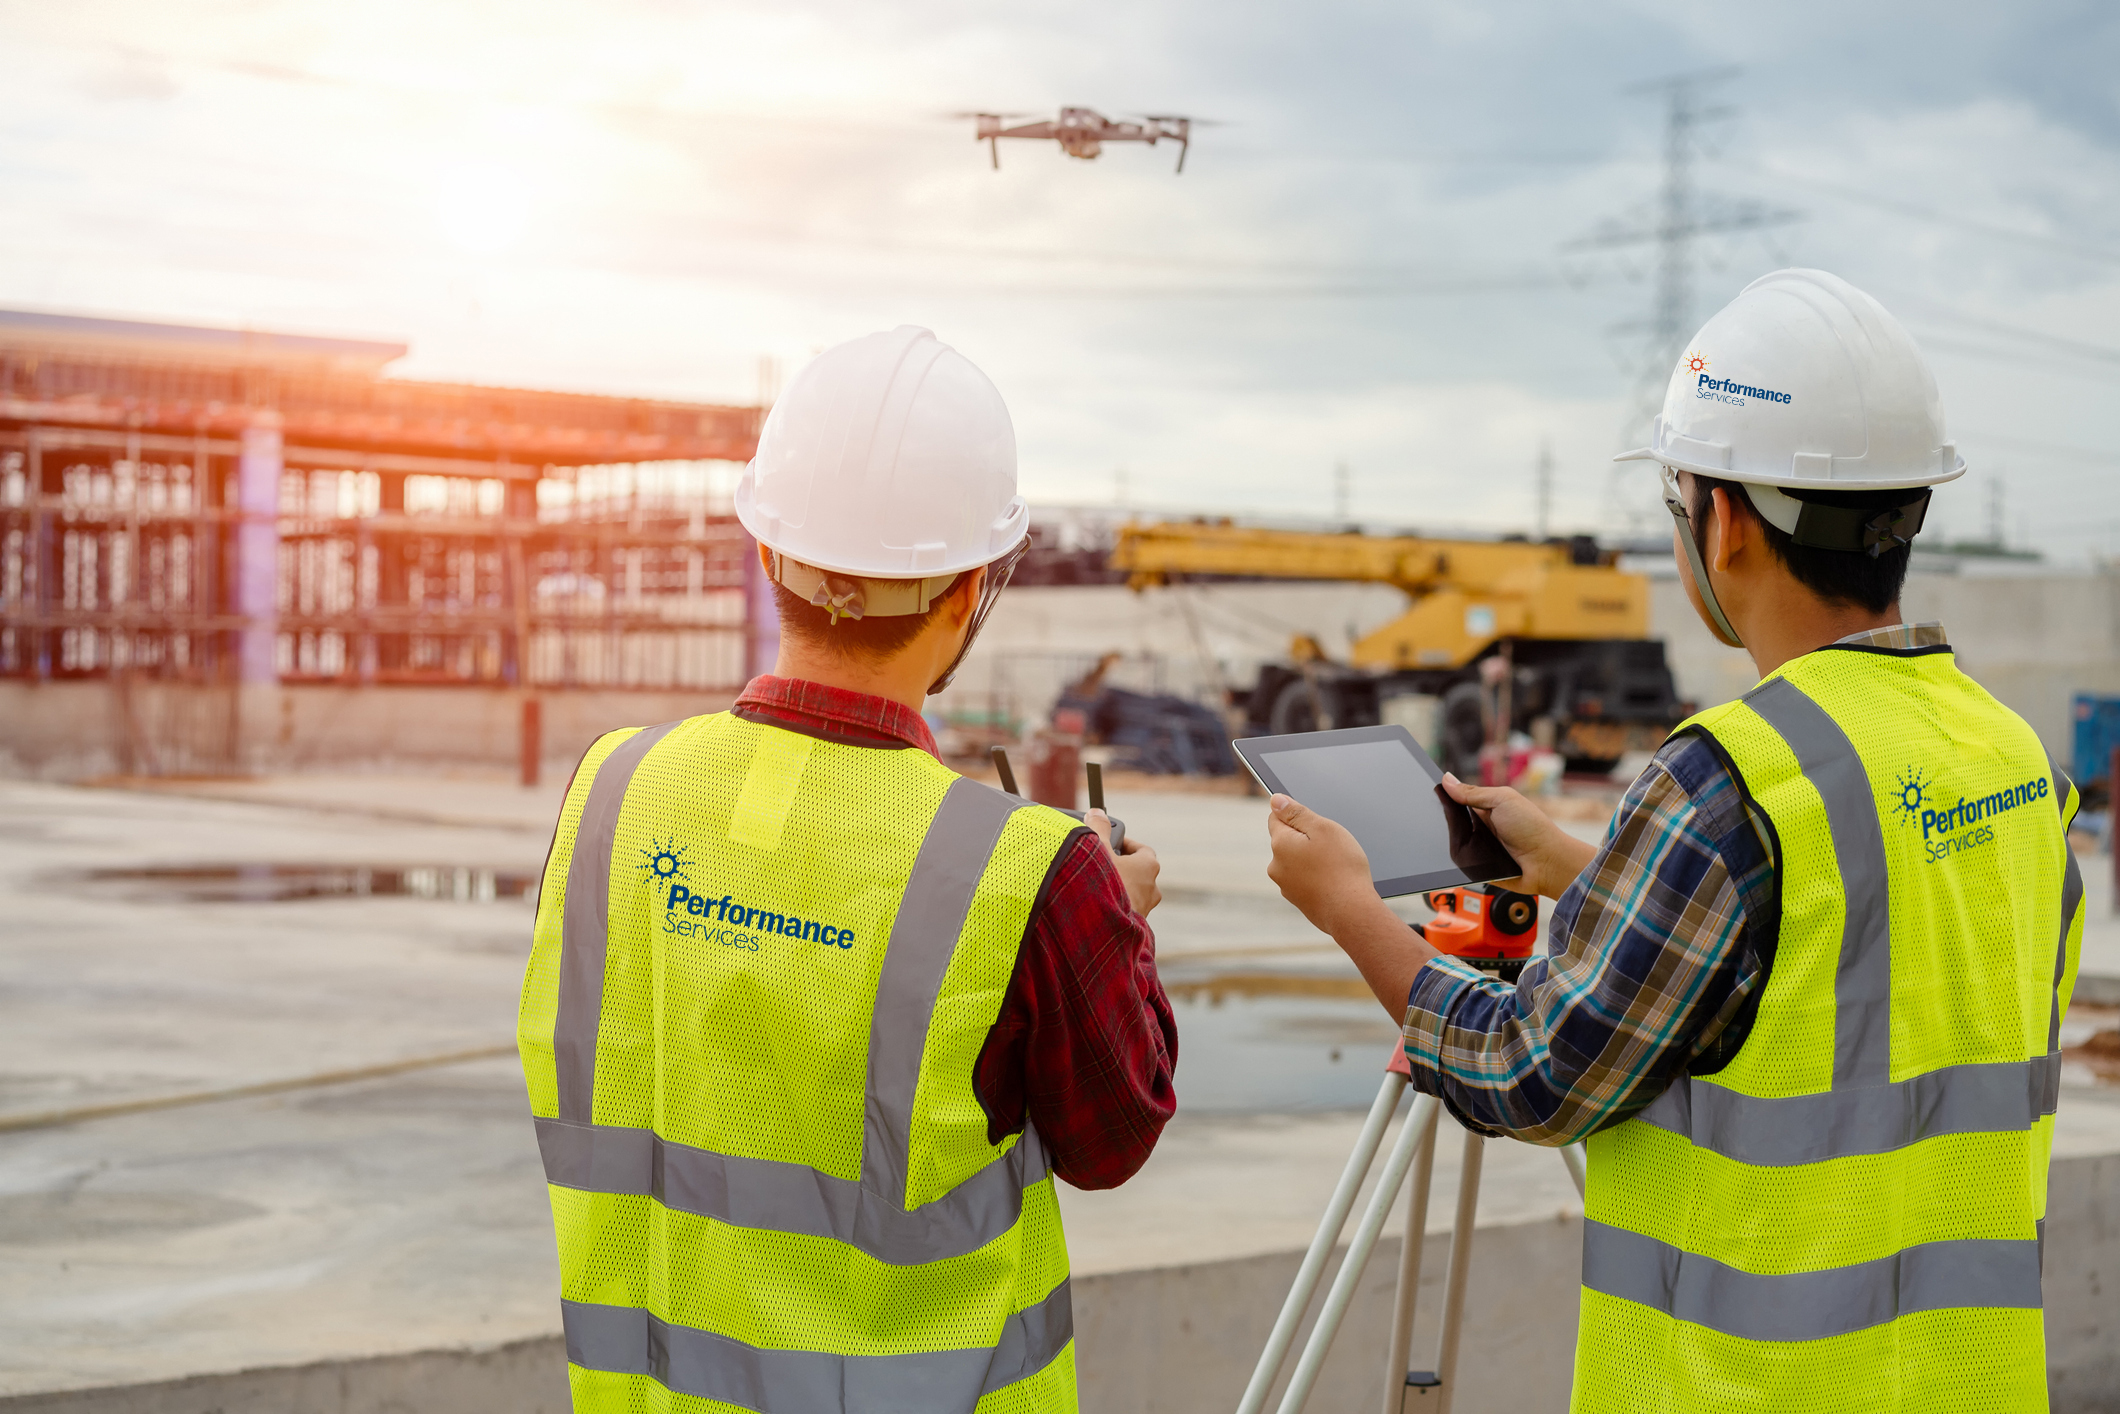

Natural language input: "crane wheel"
[1439,681,1485,779]
[1269,678,1332,735]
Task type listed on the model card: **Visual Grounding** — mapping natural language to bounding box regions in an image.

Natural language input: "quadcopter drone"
[961,108,1203,173]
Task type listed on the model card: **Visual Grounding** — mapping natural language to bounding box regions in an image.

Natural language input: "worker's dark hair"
[771,572,971,662]
[1686,475,1913,615]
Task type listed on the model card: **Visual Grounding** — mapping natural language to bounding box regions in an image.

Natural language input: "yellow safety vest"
[518,711,1085,1413]
[1574,641,2084,1412]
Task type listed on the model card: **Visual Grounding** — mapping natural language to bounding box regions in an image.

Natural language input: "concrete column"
[235,414,282,682]
[30,430,53,679]
[234,413,282,770]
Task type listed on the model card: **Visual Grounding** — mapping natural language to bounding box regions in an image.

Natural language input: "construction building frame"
[0,310,765,776]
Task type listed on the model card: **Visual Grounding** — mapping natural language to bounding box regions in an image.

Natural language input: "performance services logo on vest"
[1891,767,2049,863]
[637,836,855,952]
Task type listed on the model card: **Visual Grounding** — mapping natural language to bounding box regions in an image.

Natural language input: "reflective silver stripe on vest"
[1635,695,2077,1167]
[1744,676,1891,1087]
[1636,1053,2061,1167]
[560,1276,1073,1412]
[542,771,1050,1261]
[865,778,1022,1213]
[555,721,682,1123]
[533,1103,1048,1264]
[2049,757,2081,1056]
[1582,1220,2042,1343]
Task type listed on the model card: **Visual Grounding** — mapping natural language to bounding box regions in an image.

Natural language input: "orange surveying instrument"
[1411,884,1541,981]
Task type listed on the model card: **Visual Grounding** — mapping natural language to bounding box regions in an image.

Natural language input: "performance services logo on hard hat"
[1694,366,1792,408]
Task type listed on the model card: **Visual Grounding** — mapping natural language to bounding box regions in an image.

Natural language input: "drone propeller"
[947,111,1044,170]
[1122,115,1222,173]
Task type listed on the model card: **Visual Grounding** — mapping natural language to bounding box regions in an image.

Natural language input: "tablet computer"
[1233,725,1520,897]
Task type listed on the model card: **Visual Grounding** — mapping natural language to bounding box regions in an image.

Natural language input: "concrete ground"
[3,773,2117,1410]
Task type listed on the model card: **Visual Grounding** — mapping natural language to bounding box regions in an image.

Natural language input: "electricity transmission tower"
[1566,69,1803,466]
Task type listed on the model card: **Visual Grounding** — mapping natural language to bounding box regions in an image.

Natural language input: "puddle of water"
[1165,968,1404,1113]
[1166,988,2120,1114]
[74,865,537,904]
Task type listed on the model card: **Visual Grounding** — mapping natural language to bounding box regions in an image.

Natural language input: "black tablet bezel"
[1233,724,1521,896]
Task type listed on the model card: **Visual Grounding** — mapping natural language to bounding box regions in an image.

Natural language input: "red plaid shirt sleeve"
[973,832,1177,1190]
[733,676,1177,1190]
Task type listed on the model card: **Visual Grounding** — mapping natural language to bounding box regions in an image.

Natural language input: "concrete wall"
[10,1148,2112,1414]
[929,582,1406,732]
[0,681,735,780]
[1650,567,2120,756]
[5,566,2112,777]
[940,569,2120,761]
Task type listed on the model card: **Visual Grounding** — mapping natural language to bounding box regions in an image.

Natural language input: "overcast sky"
[3,1,2117,557]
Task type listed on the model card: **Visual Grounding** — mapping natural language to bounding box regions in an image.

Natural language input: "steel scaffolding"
[0,309,763,769]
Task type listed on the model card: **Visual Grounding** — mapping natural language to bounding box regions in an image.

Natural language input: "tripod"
[1234,1048,1587,1414]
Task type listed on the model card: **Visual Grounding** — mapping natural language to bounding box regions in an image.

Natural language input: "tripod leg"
[1381,1101,1440,1414]
[1271,1093,1440,1414]
[1235,1071,1408,1414]
[1426,1133,1485,1414]
[1559,1142,1586,1199]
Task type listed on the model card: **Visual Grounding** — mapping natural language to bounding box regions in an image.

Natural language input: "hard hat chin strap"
[927,539,1030,696]
[1662,466,1744,649]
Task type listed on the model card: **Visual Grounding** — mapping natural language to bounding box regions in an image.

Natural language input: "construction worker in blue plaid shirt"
[1265,271,2083,1412]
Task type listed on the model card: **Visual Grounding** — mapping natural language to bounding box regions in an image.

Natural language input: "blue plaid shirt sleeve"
[1398,732,1778,1146]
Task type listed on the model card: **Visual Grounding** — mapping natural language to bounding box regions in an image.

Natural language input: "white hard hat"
[735,325,1030,581]
[1616,269,1965,510]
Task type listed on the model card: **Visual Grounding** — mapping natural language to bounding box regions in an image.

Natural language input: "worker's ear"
[944,567,986,625]
[757,542,774,576]
[1708,487,1749,575]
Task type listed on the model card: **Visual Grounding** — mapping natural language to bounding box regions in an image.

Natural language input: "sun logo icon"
[1684,351,1711,374]
[1891,767,1930,826]
[638,836,694,900]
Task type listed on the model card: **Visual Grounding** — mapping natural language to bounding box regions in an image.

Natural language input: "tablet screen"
[1234,725,1519,896]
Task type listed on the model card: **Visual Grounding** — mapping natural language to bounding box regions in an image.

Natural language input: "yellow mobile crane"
[1109,520,1686,775]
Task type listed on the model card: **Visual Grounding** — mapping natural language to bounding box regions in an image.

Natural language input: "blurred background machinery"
[1110,518,1686,778]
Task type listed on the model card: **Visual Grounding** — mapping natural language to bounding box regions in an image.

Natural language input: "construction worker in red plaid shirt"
[519,326,1173,1413]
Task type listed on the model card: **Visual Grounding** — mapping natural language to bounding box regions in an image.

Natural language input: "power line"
[1721,158,2120,267]
[1958,431,2120,466]
[1905,307,2120,366]
[945,272,1579,300]
[1915,334,2120,380]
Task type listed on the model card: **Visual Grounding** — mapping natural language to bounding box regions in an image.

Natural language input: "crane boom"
[1109,519,1651,671]
[1097,518,1683,774]
[1111,521,1567,590]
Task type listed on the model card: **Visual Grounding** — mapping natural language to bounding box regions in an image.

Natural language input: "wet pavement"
[63,863,539,905]
[4,772,2117,1402]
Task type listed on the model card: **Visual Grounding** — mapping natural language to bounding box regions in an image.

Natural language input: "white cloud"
[0,0,2114,558]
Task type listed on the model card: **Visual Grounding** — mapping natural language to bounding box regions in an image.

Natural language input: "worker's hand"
[1088,809,1161,916]
[1438,773,1597,900]
[1266,794,1380,938]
